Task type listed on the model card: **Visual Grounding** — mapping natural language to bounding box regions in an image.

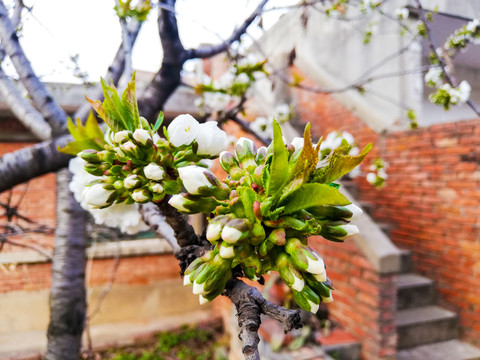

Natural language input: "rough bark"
[0,135,72,193]
[0,0,68,135]
[45,169,87,360]
[0,69,52,140]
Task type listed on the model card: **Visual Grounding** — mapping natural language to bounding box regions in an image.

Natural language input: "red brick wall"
[293,70,480,345]
[0,142,57,253]
[0,254,182,293]
[310,236,397,359]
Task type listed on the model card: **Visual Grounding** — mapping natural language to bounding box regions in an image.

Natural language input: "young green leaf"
[281,183,350,215]
[266,120,289,198]
[238,187,257,222]
[312,143,372,184]
[279,123,320,202]
[153,112,164,133]
[121,73,140,129]
[58,116,107,155]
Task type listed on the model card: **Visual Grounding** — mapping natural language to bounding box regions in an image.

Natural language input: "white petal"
[291,274,305,292]
[313,271,327,283]
[192,281,207,295]
[322,293,334,303]
[307,299,319,314]
[183,275,192,286]
[219,244,235,259]
[221,226,243,244]
[306,256,325,275]
[199,295,210,305]
[206,223,223,242]
[345,204,363,220]
[167,114,200,147]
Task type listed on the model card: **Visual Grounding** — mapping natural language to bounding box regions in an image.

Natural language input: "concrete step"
[396,273,436,310]
[399,249,413,274]
[397,339,480,360]
[396,305,458,349]
[357,201,373,216]
[378,222,394,237]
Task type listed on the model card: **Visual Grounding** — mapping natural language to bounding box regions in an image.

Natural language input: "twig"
[3,237,52,260]
[140,202,180,252]
[415,0,480,117]
[228,114,270,146]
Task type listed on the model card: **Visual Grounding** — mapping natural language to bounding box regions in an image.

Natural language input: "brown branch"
[2,237,52,259]
[228,114,270,146]
[224,278,302,359]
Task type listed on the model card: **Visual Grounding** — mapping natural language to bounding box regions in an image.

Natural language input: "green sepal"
[162,180,181,194]
[238,187,257,222]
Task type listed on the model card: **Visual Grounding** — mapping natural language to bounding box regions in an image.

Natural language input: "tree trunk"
[45,169,87,360]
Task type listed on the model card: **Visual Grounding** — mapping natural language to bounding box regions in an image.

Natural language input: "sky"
[4,0,296,84]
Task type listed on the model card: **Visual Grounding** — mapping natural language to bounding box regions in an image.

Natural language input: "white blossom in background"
[424,66,442,87]
[394,7,409,20]
[68,157,150,234]
[367,158,389,188]
[320,131,355,152]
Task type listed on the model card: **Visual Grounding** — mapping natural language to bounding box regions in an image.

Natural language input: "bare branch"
[185,0,269,60]
[1,237,52,260]
[224,278,302,359]
[0,134,73,194]
[228,114,270,146]
[0,0,68,135]
[0,69,52,140]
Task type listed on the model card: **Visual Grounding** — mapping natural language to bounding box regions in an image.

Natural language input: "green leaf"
[281,183,350,215]
[266,120,289,198]
[121,73,140,129]
[100,78,131,131]
[58,116,107,155]
[238,187,257,222]
[312,143,372,184]
[153,112,164,133]
[279,123,319,202]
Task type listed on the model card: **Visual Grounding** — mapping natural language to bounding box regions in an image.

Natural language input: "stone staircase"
[342,179,480,359]
[396,249,480,359]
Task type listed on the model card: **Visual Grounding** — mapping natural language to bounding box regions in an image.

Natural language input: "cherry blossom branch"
[140,202,180,252]
[224,278,302,360]
[414,0,480,117]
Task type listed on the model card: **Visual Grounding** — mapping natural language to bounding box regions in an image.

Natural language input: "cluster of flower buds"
[183,249,232,304]
[79,125,172,208]
[175,123,370,312]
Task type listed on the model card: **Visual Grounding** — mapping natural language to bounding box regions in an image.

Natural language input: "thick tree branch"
[0,135,72,193]
[0,0,68,135]
[137,0,184,122]
[0,69,52,140]
[224,278,302,360]
[184,0,269,60]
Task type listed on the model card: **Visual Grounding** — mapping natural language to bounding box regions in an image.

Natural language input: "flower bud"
[221,218,252,244]
[266,228,286,246]
[83,183,115,208]
[219,151,243,180]
[276,252,305,292]
[195,122,228,156]
[206,215,231,243]
[308,203,363,221]
[123,174,140,189]
[167,114,200,147]
[321,224,359,241]
[144,163,164,181]
[168,193,218,214]
[131,188,151,203]
[149,182,164,194]
[285,238,326,276]
[178,165,229,199]
[114,130,130,144]
[292,285,320,313]
[250,222,266,245]
[79,149,101,164]
[304,273,331,297]
[133,129,152,145]
[219,241,236,259]
[235,137,257,171]
[255,146,268,164]
[120,141,137,152]
[84,163,108,176]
